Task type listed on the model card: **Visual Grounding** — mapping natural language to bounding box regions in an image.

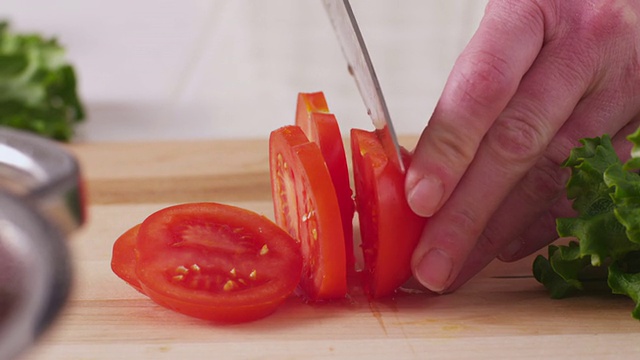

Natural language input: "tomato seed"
[223,280,237,292]
[175,265,189,275]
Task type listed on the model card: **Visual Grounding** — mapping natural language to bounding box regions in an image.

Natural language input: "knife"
[322,0,405,173]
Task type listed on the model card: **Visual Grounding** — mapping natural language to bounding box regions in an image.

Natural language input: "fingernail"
[407,176,444,217]
[414,248,453,293]
[498,238,523,261]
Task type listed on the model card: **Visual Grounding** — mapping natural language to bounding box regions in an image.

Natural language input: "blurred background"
[1,0,488,142]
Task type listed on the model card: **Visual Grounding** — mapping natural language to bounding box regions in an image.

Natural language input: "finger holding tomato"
[406,0,640,293]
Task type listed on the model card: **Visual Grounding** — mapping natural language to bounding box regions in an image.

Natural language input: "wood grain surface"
[23,137,640,359]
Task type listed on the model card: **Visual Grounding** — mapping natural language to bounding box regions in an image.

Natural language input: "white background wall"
[1,0,488,142]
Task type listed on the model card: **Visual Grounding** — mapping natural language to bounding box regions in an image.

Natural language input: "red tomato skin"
[139,280,286,323]
[134,202,303,323]
[111,224,144,294]
[351,129,427,298]
[269,125,348,301]
[295,92,356,272]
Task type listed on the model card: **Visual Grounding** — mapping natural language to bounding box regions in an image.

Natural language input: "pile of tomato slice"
[111,92,427,323]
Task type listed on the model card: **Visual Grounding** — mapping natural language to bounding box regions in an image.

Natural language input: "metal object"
[0,127,84,360]
[322,0,405,172]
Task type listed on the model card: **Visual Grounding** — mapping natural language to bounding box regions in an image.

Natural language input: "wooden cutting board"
[23,136,640,359]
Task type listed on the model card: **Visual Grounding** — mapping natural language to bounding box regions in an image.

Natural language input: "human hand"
[406,0,640,293]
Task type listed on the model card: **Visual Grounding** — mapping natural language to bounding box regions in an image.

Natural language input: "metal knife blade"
[322,0,405,173]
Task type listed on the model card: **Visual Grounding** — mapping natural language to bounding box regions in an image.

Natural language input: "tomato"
[295,92,329,136]
[134,202,302,323]
[269,125,348,300]
[111,224,144,293]
[351,129,427,298]
[295,92,355,270]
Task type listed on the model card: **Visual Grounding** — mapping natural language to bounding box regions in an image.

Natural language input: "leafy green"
[608,258,640,319]
[533,242,591,298]
[0,21,85,141]
[533,130,640,320]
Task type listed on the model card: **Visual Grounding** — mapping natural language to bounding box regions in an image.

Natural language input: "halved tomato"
[269,125,347,300]
[351,129,427,298]
[134,202,302,323]
[295,92,355,270]
[111,224,143,293]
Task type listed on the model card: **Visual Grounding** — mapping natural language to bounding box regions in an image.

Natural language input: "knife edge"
[322,0,405,173]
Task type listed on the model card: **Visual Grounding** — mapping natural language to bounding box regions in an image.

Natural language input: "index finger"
[405,0,546,217]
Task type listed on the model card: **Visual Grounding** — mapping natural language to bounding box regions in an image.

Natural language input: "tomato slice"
[134,202,302,323]
[111,224,144,293]
[295,92,355,270]
[295,92,329,136]
[269,125,347,300]
[351,129,427,298]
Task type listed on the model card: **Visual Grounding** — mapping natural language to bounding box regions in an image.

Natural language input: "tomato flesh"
[111,224,144,293]
[295,92,329,136]
[295,92,355,270]
[134,202,302,323]
[351,129,427,298]
[269,125,347,300]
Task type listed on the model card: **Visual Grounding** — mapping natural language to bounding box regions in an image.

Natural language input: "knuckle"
[580,0,638,39]
[443,207,483,250]
[554,0,640,71]
[450,49,515,115]
[486,111,548,166]
[427,123,479,172]
[541,1,640,88]
[520,153,570,204]
[475,232,503,257]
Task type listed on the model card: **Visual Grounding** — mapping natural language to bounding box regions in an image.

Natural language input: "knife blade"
[322,0,405,173]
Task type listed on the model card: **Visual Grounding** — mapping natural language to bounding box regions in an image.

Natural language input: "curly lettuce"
[533,129,640,320]
[0,21,85,141]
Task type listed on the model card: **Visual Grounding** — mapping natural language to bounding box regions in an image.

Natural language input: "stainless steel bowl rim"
[0,126,82,360]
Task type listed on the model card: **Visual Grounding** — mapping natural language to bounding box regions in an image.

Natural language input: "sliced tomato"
[269,125,347,300]
[351,129,427,298]
[295,92,329,136]
[295,92,355,270]
[134,202,302,323]
[111,224,144,293]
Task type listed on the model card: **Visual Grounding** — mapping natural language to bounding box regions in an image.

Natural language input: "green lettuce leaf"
[555,135,629,266]
[0,21,85,141]
[561,136,618,209]
[604,163,640,245]
[608,258,640,320]
[624,126,640,170]
[533,242,591,298]
[533,131,640,320]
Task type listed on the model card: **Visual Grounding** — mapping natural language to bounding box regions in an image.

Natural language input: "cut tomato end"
[111,224,144,294]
